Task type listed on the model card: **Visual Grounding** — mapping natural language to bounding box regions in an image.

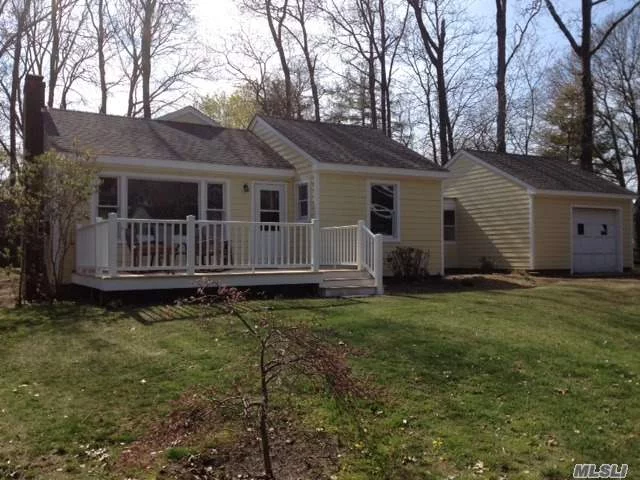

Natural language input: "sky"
[84,0,634,118]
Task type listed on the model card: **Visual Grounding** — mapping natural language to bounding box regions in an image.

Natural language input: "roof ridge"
[259,115,382,131]
[48,107,230,128]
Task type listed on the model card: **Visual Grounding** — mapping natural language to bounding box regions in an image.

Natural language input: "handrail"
[75,215,384,294]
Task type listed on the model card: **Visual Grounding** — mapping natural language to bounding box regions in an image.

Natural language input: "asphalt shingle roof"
[44,109,293,170]
[465,149,635,196]
[260,116,446,172]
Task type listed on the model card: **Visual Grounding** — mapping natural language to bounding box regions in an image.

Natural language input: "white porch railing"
[75,214,384,293]
[320,225,358,267]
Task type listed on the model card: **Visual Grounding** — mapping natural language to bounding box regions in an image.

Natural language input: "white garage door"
[572,208,620,273]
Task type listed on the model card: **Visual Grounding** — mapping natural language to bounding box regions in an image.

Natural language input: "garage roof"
[463,150,636,197]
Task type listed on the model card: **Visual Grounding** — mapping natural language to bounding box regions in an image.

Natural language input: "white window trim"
[96,176,120,219]
[366,180,401,242]
[443,210,456,244]
[295,181,310,221]
[251,181,289,223]
[203,181,228,221]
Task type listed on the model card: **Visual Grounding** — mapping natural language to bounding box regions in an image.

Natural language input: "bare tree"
[111,0,204,118]
[325,0,379,128]
[495,0,540,152]
[4,0,32,184]
[407,0,453,164]
[544,0,640,171]
[87,0,111,113]
[593,10,640,192]
[243,0,295,118]
[284,0,321,121]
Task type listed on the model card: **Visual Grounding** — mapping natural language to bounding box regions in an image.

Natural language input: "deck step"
[320,278,376,288]
[319,285,378,298]
[321,270,371,281]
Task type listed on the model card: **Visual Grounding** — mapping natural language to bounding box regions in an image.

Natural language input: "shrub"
[387,247,429,280]
[479,256,495,274]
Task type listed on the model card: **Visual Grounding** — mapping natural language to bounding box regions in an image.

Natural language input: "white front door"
[254,183,286,266]
[572,208,620,273]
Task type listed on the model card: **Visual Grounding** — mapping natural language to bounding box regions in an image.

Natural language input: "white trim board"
[72,271,324,291]
[314,162,449,179]
[97,155,296,178]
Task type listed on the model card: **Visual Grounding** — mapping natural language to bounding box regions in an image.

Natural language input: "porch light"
[243,183,249,193]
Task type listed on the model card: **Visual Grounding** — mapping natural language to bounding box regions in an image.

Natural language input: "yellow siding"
[251,119,317,218]
[444,154,531,270]
[319,173,443,276]
[444,242,458,268]
[533,195,633,270]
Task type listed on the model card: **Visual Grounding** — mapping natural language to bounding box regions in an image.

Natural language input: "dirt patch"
[118,387,340,480]
[385,273,538,294]
[385,272,640,295]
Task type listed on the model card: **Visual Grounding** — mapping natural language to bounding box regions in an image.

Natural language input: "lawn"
[0,277,638,479]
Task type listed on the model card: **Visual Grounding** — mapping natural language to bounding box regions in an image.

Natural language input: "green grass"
[0,279,639,479]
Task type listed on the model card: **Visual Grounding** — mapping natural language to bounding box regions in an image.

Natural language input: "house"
[23,75,447,296]
[444,149,636,273]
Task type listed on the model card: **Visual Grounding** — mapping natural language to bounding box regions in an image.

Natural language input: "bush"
[387,247,429,280]
[479,256,495,274]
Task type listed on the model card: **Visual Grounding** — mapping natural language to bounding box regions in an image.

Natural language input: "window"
[577,223,585,235]
[207,183,225,220]
[97,177,119,218]
[297,182,309,220]
[128,179,198,219]
[444,209,456,242]
[369,183,398,238]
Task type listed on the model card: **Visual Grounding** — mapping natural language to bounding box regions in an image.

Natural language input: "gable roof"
[156,106,220,126]
[258,116,446,172]
[43,109,292,170]
[460,149,635,197]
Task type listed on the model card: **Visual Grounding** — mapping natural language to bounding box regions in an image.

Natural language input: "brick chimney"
[23,74,45,160]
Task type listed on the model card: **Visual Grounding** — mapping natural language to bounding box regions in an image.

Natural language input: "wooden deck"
[71,267,357,292]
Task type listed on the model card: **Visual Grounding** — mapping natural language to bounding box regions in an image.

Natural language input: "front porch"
[73,215,384,295]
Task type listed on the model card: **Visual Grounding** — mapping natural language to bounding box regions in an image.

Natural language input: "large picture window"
[369,183,398,239]
[97,177,119,219]
[127,179,198,219]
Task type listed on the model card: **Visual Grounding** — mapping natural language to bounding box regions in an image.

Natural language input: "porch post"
[186,215,196,275]
[311,218,320,271]
[374,233,384,295]
[356,220,364,271]
[107,213,118,277]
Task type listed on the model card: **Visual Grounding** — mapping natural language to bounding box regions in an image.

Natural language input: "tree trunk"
[259,343,275,479]
[296,0,320,121]
[378,0,387,135]
[368,38,377,128]
[47,0,59,108]
[579,0,593,171]
[496,0,507,153]
[265,0,292,118]
[97,0,107,114]
[141,0,154,119]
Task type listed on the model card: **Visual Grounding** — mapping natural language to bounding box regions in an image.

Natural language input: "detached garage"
[444,150,636,274]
